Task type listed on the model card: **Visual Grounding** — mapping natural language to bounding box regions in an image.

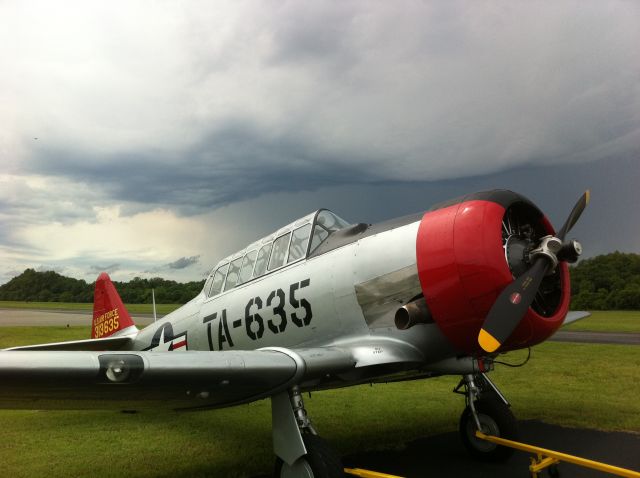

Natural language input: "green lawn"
[0,326,91,348]
[0,327,638,477]
[564,310,640,333]
[0,300,182,315]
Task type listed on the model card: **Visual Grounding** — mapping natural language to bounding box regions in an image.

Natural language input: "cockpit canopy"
[202,210,349,298]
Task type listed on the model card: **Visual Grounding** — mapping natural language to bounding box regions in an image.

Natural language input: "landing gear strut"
[456,373,518,462]
[272,386,344,478]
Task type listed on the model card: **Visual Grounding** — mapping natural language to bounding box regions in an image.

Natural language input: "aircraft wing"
[562,311,591,327]
[0,347,355,411]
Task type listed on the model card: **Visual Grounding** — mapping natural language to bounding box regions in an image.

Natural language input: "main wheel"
[459,397,518,462]
[274,434,344,478]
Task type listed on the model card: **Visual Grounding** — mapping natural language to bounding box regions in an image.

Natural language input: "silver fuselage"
[132,218,456,386]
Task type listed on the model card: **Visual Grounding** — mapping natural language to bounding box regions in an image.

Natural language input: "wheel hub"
[466,413,500,453]
[501,203,563,317]
[505,235,533,279]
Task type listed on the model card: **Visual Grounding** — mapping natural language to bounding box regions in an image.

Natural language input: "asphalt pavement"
[550,330,640,345]
[342,420,640,477]
[0,308,154,327]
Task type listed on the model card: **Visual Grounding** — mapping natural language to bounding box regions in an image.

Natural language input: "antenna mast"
[152,289,157,322]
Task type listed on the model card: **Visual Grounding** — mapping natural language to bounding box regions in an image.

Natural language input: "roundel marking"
[510,292,522,305]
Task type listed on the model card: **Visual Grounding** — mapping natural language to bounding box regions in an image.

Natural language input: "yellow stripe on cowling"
[585,189,591,206]
[478,329,501,352]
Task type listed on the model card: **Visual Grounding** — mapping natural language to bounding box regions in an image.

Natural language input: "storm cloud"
[1,1,639,282]
[166,256,200,270]
[5,2,639,211]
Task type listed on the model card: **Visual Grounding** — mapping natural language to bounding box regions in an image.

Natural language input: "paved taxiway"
[0,308,154,327]
[550,329,640,345]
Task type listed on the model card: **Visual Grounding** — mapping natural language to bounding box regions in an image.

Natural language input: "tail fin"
[92,273,137,339]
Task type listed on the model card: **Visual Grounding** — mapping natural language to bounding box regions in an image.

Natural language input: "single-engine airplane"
[0,189,590,478]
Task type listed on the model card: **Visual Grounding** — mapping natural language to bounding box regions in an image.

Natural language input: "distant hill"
[570,252,640,310]
[0,269,205,304]
[0,269,92,302]
[1,253,639,309]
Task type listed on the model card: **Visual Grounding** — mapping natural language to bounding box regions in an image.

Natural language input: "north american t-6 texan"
[0,189,590,478]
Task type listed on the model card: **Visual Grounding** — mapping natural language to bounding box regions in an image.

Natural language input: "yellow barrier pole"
[529,454,561,478]
[476,431,640,478]
[344,468,405,478]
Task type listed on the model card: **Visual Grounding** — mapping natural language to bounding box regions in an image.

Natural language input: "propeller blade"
[556,190,590,241]
[478,258,549,353]
[478,190,590,353]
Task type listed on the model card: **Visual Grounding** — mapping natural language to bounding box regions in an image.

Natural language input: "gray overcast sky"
[1,1,639,284]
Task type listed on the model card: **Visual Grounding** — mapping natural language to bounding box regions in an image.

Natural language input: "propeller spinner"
[478,191,590,353]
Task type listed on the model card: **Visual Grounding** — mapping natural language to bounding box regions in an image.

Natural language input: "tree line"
[1,252,639,308]
[570,252,640,310]
[0,269,205,304]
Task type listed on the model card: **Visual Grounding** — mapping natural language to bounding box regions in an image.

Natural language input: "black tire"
[274,434,344,478]
[459,397,518,462]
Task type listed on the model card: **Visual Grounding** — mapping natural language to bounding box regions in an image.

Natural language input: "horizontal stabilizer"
[5,334,135,352]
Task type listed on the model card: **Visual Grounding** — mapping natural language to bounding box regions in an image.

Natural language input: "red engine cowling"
[416,190,570,355]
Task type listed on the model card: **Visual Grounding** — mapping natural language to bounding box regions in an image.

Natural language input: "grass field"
[0,326,91,348]
[564,310,640,333]
[0,327,638,477]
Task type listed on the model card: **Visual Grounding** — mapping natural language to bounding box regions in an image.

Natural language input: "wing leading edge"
[0,347,355,410]
[562,311,591,327]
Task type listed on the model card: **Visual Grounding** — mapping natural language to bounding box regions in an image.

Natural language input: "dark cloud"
[319,154,640,259]
[0,175,108,261]
[197,153,640,264]
[144,256,200,274]
[2,1,640,283]
[265,2,360,68]
[26,124,370,214]
[166,256,200,270]
[16,2,640,219]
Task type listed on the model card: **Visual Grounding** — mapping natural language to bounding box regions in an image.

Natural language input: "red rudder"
[92,272,136,339]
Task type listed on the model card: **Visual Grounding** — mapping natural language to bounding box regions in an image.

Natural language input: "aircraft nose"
[414,190,570,354]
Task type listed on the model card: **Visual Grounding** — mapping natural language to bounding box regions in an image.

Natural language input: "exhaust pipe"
[395,298,432,330]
